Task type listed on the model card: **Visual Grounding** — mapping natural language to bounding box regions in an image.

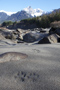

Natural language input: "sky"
[0,0,60,14]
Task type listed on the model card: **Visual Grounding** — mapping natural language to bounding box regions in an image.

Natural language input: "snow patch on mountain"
[23,6,45,17]
[0,6,45,17]
[0,10,16,16]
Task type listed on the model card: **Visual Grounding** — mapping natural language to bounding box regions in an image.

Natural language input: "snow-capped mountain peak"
[0,6,44,17]
[23,6,44,17]
[23,6,35,16]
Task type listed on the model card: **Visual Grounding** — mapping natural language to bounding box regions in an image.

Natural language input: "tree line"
[1,9,60,28]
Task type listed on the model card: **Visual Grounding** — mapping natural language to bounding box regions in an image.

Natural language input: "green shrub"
[2,21,13,27]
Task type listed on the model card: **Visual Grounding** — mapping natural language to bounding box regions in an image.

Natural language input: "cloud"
[0,10,16,15]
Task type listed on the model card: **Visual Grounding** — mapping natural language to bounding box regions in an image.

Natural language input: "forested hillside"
[1,9,60,29]
[20,9,60,28]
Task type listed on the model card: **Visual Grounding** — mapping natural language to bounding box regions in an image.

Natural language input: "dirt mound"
[0,52,28,63]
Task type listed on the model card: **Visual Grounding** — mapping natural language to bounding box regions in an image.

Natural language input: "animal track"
[32,49,40,53]
[14,71,40,82]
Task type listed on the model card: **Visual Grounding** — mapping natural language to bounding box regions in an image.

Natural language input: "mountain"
[0,7,60,24]
[0,6,45,23]
[0,12,8,23]
[6,10,33,22]
[6,6,44,22]
[23,6,44,17]
[52,8,60,13]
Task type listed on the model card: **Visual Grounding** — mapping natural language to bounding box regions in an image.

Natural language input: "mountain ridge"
[0,6,44,23]
[6,10,33,22]
[23,6,44,17]
[0,6,44,16]
[0,7,60,23]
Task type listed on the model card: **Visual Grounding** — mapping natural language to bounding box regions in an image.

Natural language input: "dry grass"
[50,21,60,28]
